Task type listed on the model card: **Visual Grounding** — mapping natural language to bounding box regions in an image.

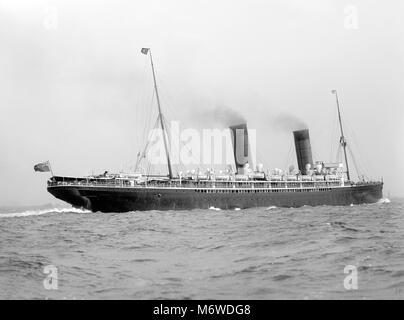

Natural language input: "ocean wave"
[329,221,360,232]
[209,206,221,211]
[265,206,277,210]
[272,274,293,281]
[377,198,391,204]
[0,207,91,218]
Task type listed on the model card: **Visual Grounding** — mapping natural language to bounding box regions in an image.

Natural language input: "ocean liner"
[45,48,383,212]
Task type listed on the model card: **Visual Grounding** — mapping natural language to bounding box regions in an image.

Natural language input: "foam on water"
[378,198,391,204]
[0,207,91,218]
[209,206,221,211]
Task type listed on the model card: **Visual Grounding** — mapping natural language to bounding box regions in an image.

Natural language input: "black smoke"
[193,105,246,127]
[272,113,307,132]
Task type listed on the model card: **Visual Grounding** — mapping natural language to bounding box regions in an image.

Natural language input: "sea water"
[0,198,403,299]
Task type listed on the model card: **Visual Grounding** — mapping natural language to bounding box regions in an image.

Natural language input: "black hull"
[48,183,383,212]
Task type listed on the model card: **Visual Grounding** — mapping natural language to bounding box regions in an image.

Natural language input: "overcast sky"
[0,0,403,206]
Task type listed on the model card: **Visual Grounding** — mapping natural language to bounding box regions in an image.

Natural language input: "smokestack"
[229,123,249,174]
[293,129,313,175]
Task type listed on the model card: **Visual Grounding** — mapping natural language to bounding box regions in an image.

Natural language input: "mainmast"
[142,48,173,179]
[331,89,350,181]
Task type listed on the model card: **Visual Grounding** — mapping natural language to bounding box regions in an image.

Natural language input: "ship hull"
[48,183,383,212]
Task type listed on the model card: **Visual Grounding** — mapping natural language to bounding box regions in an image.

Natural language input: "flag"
[141,48,149,55]
[331,89,337,94]
[34,161,51,172]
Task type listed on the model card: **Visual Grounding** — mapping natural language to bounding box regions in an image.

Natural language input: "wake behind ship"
[44,48,383,212]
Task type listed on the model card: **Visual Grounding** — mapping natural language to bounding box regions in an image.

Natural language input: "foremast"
[142,48,173,179]
[332,89,350,181]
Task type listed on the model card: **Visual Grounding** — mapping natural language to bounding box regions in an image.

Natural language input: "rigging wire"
[135,117,160,172]
[347,144,366,180]
[255,148,271,172]
[282,138,294,172]
[134,58,151,149]
[335,144,342,163]
[127,56,157,173]
[156,73,222,175]
[160,73,276,174]
[162,115,202,174]
[343,117,371,178]
[329,102,339,162]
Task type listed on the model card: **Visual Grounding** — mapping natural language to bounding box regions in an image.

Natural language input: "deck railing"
[47,177,352,189]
